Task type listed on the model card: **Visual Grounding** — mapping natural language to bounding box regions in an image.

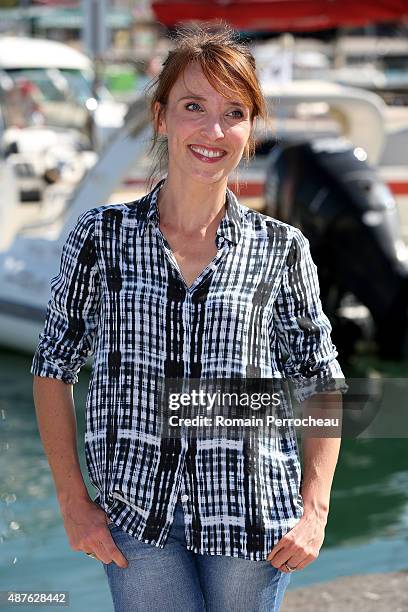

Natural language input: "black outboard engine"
[264,138,408,360]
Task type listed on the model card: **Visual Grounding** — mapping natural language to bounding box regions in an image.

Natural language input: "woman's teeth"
[189,145,225,158]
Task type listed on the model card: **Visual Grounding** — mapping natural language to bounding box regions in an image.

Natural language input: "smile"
[188,145,227,161]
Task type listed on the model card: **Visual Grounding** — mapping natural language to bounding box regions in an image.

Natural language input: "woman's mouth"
[188,144,227,163]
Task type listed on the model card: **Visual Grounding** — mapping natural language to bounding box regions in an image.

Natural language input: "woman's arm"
[32,376,89,506]
[272,228,348,403]
[267,390,342,572]
[33,376,128,568]
[30,209,102,384]
[30,209,127,567]
[300,390,343,522]
[268,228,347,572]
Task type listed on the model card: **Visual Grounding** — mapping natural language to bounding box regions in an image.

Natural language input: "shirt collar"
[138,177,243,245]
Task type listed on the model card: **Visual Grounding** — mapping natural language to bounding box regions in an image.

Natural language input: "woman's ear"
[154,101,166,135]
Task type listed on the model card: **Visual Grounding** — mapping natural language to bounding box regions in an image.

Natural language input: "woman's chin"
[186,166,229,184]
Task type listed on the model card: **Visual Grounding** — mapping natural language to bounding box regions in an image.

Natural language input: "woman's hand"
[60,495,129,568]
[266,510,326,573]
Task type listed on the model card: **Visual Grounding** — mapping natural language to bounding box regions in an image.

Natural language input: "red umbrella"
[151,0,408,32]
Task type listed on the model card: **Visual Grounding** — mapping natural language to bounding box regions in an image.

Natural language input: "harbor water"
[0,349,407,611]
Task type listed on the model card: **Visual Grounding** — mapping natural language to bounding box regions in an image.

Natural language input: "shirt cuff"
[30,350,79,385]
[289,360,349,403]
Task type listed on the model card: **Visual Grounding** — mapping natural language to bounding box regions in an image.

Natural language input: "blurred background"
[0,1,407,611]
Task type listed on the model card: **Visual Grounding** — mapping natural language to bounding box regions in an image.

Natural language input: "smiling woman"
[145,23,267,193]
[31,20,347,612]
[141,24,268,290]
[154,61,253,198]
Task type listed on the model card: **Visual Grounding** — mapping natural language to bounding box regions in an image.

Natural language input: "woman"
[31,24,347,612]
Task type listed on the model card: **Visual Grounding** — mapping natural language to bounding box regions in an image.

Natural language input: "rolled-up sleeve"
[273,228,348,403]
[30,209,101,384]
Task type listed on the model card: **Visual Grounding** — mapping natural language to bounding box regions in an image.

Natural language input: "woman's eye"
[229,109,244,118]
[185,102,202,112]
[185,103,244,118]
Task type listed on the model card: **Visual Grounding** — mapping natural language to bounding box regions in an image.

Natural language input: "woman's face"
[154,62,253,186]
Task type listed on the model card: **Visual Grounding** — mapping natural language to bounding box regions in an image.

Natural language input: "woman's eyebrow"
[177,94,206,102]
[177,94,245,107]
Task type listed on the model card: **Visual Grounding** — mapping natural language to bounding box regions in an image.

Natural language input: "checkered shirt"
[31,178,347,560]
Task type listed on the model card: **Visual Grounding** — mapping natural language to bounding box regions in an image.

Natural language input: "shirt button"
[180,494,189,502]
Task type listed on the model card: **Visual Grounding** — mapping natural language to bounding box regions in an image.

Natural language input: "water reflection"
[0,348,407,605]
[327,438,408,546]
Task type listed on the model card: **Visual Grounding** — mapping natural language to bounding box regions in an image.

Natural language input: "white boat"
[0,96,148,358]
[0,36,128,152]
[0,35,126,233]
[0,82,406,359]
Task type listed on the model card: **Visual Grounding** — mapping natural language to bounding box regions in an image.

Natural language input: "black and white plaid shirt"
[31,177,347,561]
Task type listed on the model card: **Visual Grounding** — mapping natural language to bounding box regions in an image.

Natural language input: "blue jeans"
[102,499,291,612]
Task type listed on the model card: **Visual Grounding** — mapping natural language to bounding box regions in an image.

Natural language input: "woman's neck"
[157,175,228,236]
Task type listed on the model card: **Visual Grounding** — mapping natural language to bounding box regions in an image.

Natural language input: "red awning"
[151,0,408,32]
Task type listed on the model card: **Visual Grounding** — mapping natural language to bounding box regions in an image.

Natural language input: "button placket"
[188,239,229,293]
[216,234,225,250]
[154,226,187,288]
[155,226,229,294]
[182,291,191,377]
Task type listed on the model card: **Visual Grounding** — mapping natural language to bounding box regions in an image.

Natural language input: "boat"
[264,137,408,359]
[0,36,127,152]
[0,96,148,358]
[0,82,407,362]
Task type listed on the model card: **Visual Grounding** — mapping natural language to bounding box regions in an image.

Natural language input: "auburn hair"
[144,21,268,192]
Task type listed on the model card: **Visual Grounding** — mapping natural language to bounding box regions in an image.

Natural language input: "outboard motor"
[264,138,408,360]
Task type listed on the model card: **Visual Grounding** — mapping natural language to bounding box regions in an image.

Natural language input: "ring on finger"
[85,552,99,560]
[284,562,297,572]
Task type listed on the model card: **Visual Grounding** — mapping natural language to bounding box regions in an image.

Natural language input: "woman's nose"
[200,117,225,140]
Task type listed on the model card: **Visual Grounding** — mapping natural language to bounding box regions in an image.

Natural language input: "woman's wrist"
[301,497,330,524]
[57,482,91,510]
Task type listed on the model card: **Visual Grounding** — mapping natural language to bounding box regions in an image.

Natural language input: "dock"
[282,568,408,612]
